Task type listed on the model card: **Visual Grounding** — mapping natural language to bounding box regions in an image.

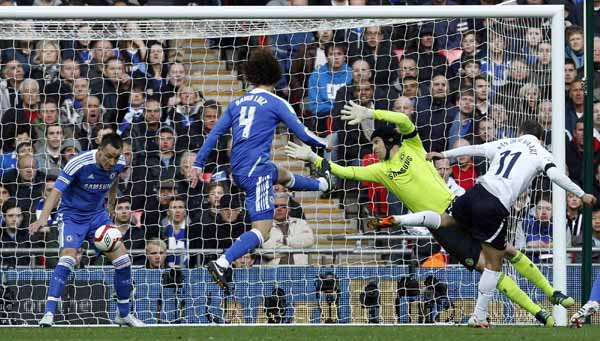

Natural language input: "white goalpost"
[0,5,568,326]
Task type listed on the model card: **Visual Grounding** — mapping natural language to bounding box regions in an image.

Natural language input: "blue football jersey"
[55,150,126,218]
[193,88,326,176]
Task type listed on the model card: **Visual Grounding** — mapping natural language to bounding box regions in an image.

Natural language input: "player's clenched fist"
[28,220,44,235]
[341,101,373,125]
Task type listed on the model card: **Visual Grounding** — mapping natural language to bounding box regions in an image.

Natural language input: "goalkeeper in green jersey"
[285,102,573,327]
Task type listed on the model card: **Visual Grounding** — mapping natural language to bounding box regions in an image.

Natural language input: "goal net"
[0,6,575,326]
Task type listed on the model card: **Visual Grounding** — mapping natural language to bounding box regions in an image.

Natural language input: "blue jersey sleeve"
[276,98,327,148]
[193,109,232,169]
[55,156,83,193]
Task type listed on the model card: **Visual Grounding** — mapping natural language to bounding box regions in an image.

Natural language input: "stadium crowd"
[0,0,599,270]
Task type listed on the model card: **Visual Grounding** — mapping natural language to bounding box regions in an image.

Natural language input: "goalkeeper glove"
[367,216,396,230]
[285,142,318,162]
[341,101,374,125]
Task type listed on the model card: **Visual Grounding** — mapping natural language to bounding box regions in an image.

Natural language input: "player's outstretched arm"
[191,112,232,188]
[29,188,62,234]
[441,143,493,159]
[545,166,597,206]
[341,102,414,135]
[285,142,379,182]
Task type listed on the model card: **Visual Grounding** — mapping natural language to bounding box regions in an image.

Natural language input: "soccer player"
[30,133,144,327]
[190,49,331,290]
[388,120,596,327]
[285,102,571,326]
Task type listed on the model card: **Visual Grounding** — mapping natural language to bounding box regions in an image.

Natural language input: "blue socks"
[285,174,322,191]
[45,256,76,314]
[113,254,133,318]
[222,230,263,266]
[591,272,600,302]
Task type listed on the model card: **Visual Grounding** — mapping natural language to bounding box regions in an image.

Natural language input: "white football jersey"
[477,135,554,210]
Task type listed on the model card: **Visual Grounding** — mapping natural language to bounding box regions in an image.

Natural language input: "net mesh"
[0,14,578,326]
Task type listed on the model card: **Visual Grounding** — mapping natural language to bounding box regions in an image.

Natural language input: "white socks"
[394,211,442,230]
[216,256,230,269]
[474,269,501,321]
[318,177,329,191]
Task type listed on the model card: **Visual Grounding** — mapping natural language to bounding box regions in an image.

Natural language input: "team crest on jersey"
[66,235,73,242]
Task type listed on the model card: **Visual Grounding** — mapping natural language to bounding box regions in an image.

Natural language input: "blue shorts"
[58,210,112,250]
[233,163,278,222]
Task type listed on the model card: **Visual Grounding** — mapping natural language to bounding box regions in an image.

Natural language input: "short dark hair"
[44,124,63,137]
[41,95,59,107]
[474,75,488,83]
[99,132,123,150]
[16,141,33,154]
[518,120,544,140]
[244,48,282,87]
[463,59,481,67]
[324,42,348,57]
[117,196,132,205]
[565,59,576,67]
[1,198,19,215]
[45,174,57,182]
[402,76,418,83]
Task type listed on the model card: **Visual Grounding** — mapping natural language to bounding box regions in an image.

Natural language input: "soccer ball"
[93,224,123,252]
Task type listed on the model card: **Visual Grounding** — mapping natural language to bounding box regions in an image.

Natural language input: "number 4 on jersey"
[239,106,256,139]
[495,150,521,179]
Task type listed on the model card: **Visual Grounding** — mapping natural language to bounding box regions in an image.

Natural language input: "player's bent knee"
[105,243,128,261]
[57,255,77,271]
[59,248,79,258]
[503,244,518,259]
[276,166,292,185]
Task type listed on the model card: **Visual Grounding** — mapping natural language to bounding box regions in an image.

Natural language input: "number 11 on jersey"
[240,106,256,139]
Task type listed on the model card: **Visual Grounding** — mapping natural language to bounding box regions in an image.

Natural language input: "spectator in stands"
[56,58,81,101]
[450,139,478,191]
[136,177,176,241]
[566,192,583,247]
[143,42,169,93]
[187,182,226,267]
[114,196,145,266]
[93,56,131,122]
[169,84,204,152]
[0,198,33,268]
[232,253,257,269]
[594,101,600,140]
[475,117,497,144]
[60,24,94,65]
[392,96,415,119]
[34,124,65,177]
[36,97,73,140]
[31,40,61,94]
[116,84,146,136]
[289,29,334,113]
[1,39,34,78]
[59,139,82,168]
[594,36,600,101]
[454,59,481,91]
[63,77,90,125]
[537,100,553,145]
[566,79,585,134]
[87,40,117,83]
[522,196,553,251]
[144,126,179,183]
[1,153,46,220]
[268,25,314,96]
[163,196,189,268]
[415,74,454,152]
[0,59,25,112]
[434,157,465,197]
[564,59,579,93]
[74,95,104,151]
[332,79,390,165]
[348,25,399,88]
[532,41,551,97]
[262,192,315,266]
[489,102,515,139]
[394,76,420,99]
[473,75,489,116]
[34,175,58,228]
[565,26,584,69]
[519,82,540,117]
[459,30,484,63]
[567,118,600,186]
[195,101,230,173]
[498,58,530,102]
[521,27,543,65]
[308,43,352,135]
[273,184,305,219]
[0,139,34,178]
[175,151,204,217]
[118,25,148,75]
[404,24,449,84]
[215,194,250,250]
[145,238,167,269]
[0,78,40,153]
[116,139,134,198]
[0,184,10,226]
[481,33,509,88]
[161,62,187,108]
[396,56,418,83]
[126,96,164,153]
[572,206,600,263]
[449,89,478,148]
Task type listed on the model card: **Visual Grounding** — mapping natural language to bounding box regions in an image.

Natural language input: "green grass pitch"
[3,326,600,341]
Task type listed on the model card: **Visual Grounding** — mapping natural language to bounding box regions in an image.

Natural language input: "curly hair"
[244,48,282,86]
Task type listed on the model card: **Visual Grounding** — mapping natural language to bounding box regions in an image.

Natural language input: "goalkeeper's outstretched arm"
[340,101,415,135]
[285,142,380,183]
